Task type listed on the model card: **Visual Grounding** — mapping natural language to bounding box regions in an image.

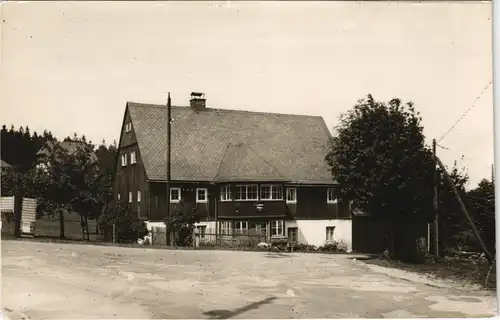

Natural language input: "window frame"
[235,184,258,201]
[197,225,207,239]
[220,185,232,202]
[128,191,132,203]
[327,188,337,204]
[130,151,137,164]
[196,188,208,203]
[125,122,132,133]
[260,184,283,201]
[288,227,298,243]
[234,221,248,234]
[326,226,335,242]
[121,154,127,167]
[220,221,232,235]
[117,193,121,201]
[137,190,142,217]
[286,188,297,204]
[249,222,267,235]
[170,188,181,203]
[271,220,285,238]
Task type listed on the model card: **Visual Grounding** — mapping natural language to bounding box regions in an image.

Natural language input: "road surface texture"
[2,240,496,319]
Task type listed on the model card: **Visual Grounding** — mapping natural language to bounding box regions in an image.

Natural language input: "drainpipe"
[215,190,218,245]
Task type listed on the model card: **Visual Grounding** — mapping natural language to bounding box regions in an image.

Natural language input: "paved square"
[2,240,496,319]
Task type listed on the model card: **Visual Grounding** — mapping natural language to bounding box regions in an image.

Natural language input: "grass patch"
[362,255,495,291]
[2,213,98,241]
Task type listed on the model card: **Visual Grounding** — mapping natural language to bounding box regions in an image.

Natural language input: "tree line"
[1,125,128,239]
[325,95,495,261]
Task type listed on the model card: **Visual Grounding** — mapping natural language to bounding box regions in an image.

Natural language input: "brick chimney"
[190,92,206,109]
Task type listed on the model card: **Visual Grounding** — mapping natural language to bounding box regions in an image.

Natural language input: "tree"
[98,201,148,243]
[164,201,200,246]
[36,142,78,238]
[467,179,495,255]
[68,138,112,239]
[437,162,471,253]
[325,95,434,259]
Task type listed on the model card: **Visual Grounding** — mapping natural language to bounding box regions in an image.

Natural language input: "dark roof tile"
[127,102,336,184]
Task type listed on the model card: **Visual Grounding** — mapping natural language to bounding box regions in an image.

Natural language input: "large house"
[114,93,352,249]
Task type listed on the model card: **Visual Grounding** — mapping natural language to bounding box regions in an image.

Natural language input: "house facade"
[114,93,352,250]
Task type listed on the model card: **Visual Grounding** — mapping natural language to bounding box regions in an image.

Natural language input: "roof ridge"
[245,145,285,178]
[127,101,324,119]
[215,143,234,179]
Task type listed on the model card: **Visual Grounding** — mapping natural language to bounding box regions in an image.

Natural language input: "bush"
[164,201,200,247]
[98,201,148,243]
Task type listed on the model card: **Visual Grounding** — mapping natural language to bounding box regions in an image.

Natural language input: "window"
[131,151,137,164]
[260,184,283,200]
[137,190,141,216]
[327,188,337,204]
[220,185,232,201]
[170,188,181,203]
[196,188,207,203]
[288,227,298,243]
[220,221,232,235]
[249,222,267,235]
[271,220,284,237]
[128,191,132,203]
[117,193,121,201]
[234,221,248,234]
[125,122,132,132]
[121,154,127,167]
[286,188,297,203]
[326,226,335,241]
[197,226,207,239]
[235,184,258,201]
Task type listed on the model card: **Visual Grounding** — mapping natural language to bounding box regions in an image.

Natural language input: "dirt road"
[2,240,496,319]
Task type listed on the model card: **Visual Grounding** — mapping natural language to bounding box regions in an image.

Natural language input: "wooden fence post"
[13,195,22,238]
[112,223,116,243]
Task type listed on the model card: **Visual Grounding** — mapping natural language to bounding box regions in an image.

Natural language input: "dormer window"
[125,123,132,133]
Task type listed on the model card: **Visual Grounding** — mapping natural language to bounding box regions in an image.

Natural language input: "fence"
[199,228,267,248]
[149,227,268,248]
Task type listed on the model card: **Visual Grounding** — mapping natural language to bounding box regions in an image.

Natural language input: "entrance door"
[287,227,298,245]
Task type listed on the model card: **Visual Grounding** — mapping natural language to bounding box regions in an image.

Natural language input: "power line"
[437,80,492,143]
[436,143,449,150]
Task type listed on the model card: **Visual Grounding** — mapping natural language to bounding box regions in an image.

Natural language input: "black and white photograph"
[0,1,496,319]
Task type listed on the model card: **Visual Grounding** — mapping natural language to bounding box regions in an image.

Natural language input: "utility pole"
[432,139,439,258]
[166,93,172,245]
[436,156,494,264]
[492,164,495,184]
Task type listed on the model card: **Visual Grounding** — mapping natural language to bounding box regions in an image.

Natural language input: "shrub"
[164,201,200,246]
[98,201,148,243]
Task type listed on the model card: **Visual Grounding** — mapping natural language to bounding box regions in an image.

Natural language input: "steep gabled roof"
[215,143,286,182]
[127,102,336,184]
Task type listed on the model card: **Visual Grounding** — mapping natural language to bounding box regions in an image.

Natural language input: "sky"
[0,1,494,189]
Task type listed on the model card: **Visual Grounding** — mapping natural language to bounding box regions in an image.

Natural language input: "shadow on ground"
[264,252,294,259]
[203,297,277,319]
